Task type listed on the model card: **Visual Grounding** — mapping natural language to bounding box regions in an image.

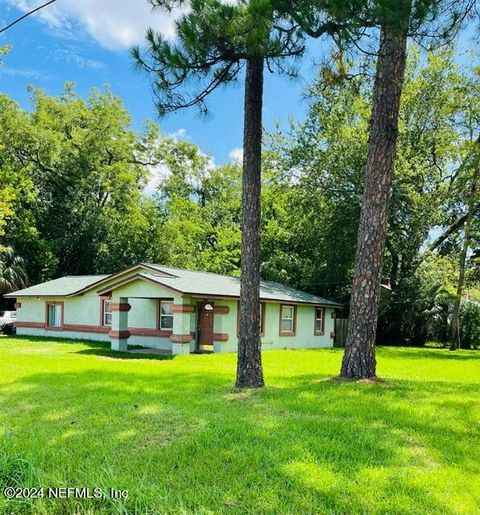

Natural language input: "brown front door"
[198,302,214,350]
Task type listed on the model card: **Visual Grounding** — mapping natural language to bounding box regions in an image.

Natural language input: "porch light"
[204,303,214,311]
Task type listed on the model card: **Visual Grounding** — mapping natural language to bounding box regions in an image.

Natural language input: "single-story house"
[6,263,341,354]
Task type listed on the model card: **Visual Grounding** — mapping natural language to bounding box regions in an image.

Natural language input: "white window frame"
[280,304,295,335]
[103,299,113,327]
[159,300,174,330]
[315,307,324,335]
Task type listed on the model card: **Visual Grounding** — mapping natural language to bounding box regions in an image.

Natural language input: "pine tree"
[133,0,307,387]
[340,0,473,378]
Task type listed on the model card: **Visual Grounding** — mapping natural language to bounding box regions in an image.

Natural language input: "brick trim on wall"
[109,330,131,339]
[17,321,174,338]
[129,328,172,338]
[170,333,192,343]
[110,303,131,312]
[16,321,45,329]
[63,324,109,334]
[171,304,195,313]
[213,305,230,314]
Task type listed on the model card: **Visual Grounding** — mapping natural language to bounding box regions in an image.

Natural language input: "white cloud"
[169,128,188,140]
[0,66,49,80]
[52,48,107,71]
[5,0,180,51]
[229,147,243,163]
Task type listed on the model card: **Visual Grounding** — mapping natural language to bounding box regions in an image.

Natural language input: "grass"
[0,336,479,514]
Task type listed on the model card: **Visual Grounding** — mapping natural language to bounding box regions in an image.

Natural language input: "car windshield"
[0,311,16,317]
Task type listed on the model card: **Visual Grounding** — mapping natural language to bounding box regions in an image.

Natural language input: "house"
[6,263,342,354]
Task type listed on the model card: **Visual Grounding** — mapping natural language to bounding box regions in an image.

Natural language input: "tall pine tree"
[339,0,473,378]
[133,0,307,387]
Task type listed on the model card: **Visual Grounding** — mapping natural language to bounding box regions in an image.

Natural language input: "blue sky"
[1,1,476,165]
[0,0,323,164]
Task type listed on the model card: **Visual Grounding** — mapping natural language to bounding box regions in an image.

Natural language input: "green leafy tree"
[0,85,150,277]
[0,85,215,282]
[0,246,27,295]
[0,45,14,237]
[447,66,480,349]
[264,77,369,300]
[266,47,479,346]
[158,163,242,274]
[0,45,10,66]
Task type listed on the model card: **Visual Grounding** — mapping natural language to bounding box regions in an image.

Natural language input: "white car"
[0,311,17,335]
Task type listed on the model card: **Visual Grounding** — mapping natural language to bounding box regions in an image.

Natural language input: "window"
[159,300,174,330]
[103,299,112,326]
[315,307,324,335]
[46,303,62,327]
[260,302,265,336]
[280,304,296,335]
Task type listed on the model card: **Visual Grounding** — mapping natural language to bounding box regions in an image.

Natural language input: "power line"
[0,0,58,35]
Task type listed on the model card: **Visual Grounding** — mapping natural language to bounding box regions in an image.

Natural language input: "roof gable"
[97,273,183,296]
[72,264,177,296]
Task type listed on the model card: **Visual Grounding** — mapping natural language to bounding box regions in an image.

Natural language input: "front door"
[197,302,214,351]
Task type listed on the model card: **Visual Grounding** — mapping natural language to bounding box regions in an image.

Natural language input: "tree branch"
[426,206,480,253]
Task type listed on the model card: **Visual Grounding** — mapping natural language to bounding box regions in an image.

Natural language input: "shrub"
[460,300,480,349]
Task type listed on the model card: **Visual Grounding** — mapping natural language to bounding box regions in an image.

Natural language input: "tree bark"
[236,57,265,388]
[450,167,478,350]
[340,23,408,379]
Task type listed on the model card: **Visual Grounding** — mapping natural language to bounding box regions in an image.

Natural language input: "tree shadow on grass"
[5,335,176,361]
[378,345,480,361]
[1,363,479,514]
[76,345,175,361]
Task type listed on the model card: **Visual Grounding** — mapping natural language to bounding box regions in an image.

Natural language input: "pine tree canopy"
[132,0,310,115]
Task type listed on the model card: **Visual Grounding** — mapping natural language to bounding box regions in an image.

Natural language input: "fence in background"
[334,318,348,347]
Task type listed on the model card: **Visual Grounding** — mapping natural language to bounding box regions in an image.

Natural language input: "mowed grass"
[0,337,479,514]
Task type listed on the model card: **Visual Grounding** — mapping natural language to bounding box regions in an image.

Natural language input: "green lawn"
[0,337,479,514]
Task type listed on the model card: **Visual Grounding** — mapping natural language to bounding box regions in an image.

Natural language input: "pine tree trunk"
[340,24,408,379]
[450,168,478,350]
[236,57,265,388]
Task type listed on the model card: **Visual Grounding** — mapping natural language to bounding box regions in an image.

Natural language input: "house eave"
[96,273,185,296]
[189,293,342,307]
[68,263,178,297]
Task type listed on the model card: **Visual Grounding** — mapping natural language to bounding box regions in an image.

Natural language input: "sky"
[0,0,323,164]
